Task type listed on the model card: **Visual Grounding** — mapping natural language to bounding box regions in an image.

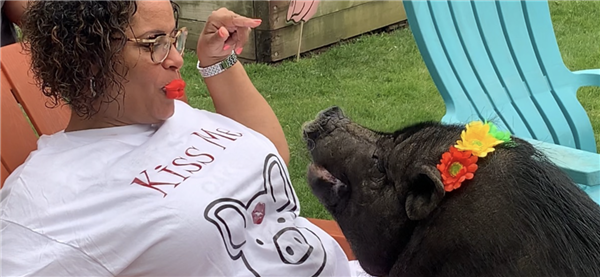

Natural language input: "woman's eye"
[147,33,165,40]
[154,41,168,50]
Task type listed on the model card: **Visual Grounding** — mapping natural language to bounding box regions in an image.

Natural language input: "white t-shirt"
[1,101,354,276]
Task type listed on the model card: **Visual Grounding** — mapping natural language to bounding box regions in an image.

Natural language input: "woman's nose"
[162,44,184,70]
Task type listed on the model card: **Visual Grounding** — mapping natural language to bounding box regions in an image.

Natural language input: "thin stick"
[297,21,304,61]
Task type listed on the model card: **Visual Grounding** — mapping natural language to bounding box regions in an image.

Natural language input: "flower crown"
[436,121,512,192]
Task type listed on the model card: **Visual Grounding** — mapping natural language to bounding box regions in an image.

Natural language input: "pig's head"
[302,106,459,276]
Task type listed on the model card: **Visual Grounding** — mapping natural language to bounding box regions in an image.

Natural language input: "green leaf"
[487,122,512,143]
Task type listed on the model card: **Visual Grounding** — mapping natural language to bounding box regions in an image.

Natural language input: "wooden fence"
[177,1,407,63]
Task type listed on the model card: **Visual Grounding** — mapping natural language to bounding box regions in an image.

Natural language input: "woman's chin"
[153,101,176,122]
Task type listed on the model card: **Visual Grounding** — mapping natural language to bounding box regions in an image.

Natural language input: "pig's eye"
[372,153,386,173]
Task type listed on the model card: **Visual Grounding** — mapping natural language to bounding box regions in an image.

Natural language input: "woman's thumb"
[217,27,230,41]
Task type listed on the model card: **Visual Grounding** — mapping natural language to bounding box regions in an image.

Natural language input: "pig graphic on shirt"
[204,154,327,276]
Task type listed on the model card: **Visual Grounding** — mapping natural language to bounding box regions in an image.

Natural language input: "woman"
[0,1,359,275]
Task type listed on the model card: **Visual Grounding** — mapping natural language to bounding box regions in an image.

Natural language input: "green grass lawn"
[180,1,600,219]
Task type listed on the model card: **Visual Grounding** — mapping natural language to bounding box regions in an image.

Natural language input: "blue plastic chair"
[403,0,600,202]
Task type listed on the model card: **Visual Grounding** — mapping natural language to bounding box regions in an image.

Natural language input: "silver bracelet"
[197,51,238,78]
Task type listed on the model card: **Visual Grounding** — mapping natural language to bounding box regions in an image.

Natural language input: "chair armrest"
[521,137,600,186]
[307,218,355,260]
[573,69,600,87]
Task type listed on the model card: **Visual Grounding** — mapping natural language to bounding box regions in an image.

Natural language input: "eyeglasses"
[127,27,188,64]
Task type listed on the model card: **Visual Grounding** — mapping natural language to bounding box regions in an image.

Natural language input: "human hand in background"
[196,8,262,67]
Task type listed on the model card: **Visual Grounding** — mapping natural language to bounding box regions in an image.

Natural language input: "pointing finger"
[231,16,262,28]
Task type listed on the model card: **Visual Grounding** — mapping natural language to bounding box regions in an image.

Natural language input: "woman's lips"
[164,79,186,99]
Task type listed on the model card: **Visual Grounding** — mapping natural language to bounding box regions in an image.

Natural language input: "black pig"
[302,106,600,277]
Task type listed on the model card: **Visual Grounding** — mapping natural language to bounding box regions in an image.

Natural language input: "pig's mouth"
[308,163,342,185]
[306,163,350,212]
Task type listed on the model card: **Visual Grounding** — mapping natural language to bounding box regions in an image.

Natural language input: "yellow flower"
[455,121,504,157]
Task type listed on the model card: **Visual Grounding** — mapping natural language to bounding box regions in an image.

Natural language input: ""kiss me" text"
[131,128,243,197]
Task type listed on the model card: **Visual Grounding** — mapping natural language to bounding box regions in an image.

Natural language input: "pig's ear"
[405,165,445,220]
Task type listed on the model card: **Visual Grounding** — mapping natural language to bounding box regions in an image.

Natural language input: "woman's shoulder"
[170,100,265,139]
[172,100,236,124]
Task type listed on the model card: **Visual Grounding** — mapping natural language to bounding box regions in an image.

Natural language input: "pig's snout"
[302,106,346,143]
[319,106,345,120]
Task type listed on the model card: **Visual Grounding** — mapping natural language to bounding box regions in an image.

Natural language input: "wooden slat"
[0,67,39,173]
[1,162,10,187]
[257,1,406,62]
[177,1,255,21]
[307,218,355,260]
[263,0,374,31]
[177,1,257,61]
[179,18,257,61]
[0,43,71,136]
[177,1,406,62]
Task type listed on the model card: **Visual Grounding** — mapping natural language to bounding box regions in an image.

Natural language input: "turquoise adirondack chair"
[403,0,600,203]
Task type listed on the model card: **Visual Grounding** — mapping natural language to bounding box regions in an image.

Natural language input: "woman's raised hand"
[196,8,262,67]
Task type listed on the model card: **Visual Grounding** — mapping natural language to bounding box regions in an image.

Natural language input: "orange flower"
[165,79,186,100]
[436,146,478,192]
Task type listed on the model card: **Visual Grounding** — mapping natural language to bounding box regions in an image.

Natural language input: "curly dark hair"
[21,0,180,118]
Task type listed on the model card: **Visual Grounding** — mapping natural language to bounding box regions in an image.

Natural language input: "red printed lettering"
[216,128,243,138]
[185,146,204,157]
[191,128,240,150]
[173,157,203,173]
[155,164,190,185]
[131,170,179,197]
[196,153,215,165]
[132,127,241,197]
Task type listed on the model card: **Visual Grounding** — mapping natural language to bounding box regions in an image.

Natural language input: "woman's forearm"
[204,62,290,164]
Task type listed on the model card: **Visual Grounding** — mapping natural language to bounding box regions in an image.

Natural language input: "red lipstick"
[164,71,186,100]
[164,79,185,100]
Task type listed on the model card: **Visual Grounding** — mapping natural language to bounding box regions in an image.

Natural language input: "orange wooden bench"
[0,42,354,260]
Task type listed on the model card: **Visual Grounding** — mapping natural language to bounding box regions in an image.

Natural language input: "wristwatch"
[197,51,238,78]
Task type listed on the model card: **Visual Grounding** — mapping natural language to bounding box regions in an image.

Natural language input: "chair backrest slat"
[1,68,39,174]
[402,1,480,124]
[469,1,553,140]
[495,1,575,147]
[522,1,596,151]
[522,1,573,84]
[405,0,597,153]
[448,1,534,137]
[1,163,9,185]
[0,45,71,137]
[429,2,503,122]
